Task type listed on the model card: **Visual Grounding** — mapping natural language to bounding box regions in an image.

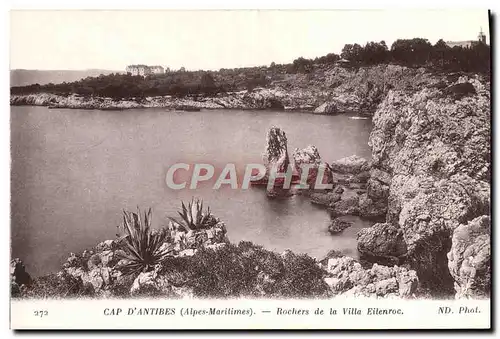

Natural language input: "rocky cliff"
[361,74,490,297]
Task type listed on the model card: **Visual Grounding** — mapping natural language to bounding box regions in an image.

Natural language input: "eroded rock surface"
[447,215,490,299]
[357,223,406,266]
[324,257,418,298]
[367,75,490,294]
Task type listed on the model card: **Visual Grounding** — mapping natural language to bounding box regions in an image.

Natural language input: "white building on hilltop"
[126,65,165,76]
[149,65,165,74]
[445,28,488,48]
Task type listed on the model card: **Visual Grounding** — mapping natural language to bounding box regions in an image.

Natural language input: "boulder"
[328,218,353,234]
[314,102,338,114]
[351,170,371,184]
[331,155,370,174]
[318,249,344,266]
[330,195,359,216]
[130,268,171,296]
[447,215,490,299]
[366,177,390,200]
[357,223,407,265]
[293,145,322,168]
[309,192,341,207]
[396,174,490,292]
[292,145,333,188]
[358,193,387,219]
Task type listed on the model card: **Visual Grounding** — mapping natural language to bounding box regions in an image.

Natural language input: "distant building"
[446,28,488,48]
[149,66,165,74]
[478,28,487,44]
[126,64,165,76]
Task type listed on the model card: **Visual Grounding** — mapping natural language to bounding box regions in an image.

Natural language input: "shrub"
[178,241,329,298]
[168,198,217,232]
[117,208,173,276]
[18,272,94,299]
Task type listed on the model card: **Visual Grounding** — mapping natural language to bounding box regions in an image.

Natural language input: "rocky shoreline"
[10,64,450,114]
[10,88,371,114]
[10,67,490,300]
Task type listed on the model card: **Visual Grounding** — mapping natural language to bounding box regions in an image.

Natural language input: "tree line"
[11,37,490,99]
[289,38,490,73]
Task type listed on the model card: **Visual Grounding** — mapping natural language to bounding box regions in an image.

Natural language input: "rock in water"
[293,145,333,188]
[263,127,293,197]
[331,155,370,174]
[447,215,490,299]
[309,192,341,207]
[314,102,338,114]
[293,145,321,169]
[328,218,353,234]
[330,195,360,216]
[263,126,290,174]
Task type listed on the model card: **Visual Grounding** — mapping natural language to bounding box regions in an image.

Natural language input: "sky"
[10,9,490,71]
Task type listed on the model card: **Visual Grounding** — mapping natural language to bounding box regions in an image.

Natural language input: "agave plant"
[117,207,173,276]
[168,198,216,232]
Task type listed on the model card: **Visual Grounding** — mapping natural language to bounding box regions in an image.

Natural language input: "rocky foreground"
[10,66,490,300]
[11,220,420,299]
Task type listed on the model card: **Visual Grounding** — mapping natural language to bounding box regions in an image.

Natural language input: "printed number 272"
[34,310,48,318]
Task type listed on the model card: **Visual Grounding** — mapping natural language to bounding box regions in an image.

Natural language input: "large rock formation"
[262,127,293,198]
[365,75,491,296]
[263,126,290,174]
[447,215,490,299]
[293,145,333,189]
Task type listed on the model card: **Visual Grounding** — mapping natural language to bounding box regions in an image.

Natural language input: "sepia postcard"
[9,9,491,330]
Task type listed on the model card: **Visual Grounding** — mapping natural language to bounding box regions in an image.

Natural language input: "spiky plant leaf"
[117,208,173,276]
[168,198,216,232]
